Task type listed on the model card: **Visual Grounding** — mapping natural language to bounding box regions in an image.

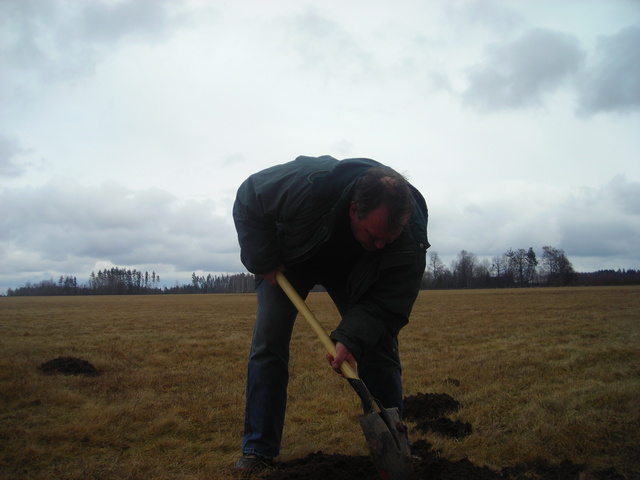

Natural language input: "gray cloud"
[607,174,640,216]
[0,134,29,177]
[447,0,524,35]
[0,0,191,101]
[222,153,246,168]
[577,25,640,115]
[554,175,640,262]
[430,175,640,272]
[0,179,242,292]
[463,28,584,110]
[77,0,187,44]
[330,139,356,157]
[279,8,374,79]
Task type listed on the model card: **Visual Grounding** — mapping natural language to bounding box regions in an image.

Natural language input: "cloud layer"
[1,178,241,289]
[1,1,638,292]
[578,25,640,115]
[463,28,585,110]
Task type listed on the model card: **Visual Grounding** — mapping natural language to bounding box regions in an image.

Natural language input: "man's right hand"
[326,342,357,376]
[261,265,286,286]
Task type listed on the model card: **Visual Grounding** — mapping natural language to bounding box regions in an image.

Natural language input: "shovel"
[275,272,414,480]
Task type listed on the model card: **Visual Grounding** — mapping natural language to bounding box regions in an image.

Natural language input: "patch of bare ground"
[262,392,626,480]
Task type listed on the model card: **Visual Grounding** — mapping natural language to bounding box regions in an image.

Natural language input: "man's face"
[349,202,405,251]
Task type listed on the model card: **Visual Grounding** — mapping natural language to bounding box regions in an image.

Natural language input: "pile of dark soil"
[261,391,627,480]
[261,441,625,480]
[404,392,461,420]
[39,356,100,376]
[403,391,472,439]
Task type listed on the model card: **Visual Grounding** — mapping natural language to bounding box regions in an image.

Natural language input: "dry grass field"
[0,286,638,479]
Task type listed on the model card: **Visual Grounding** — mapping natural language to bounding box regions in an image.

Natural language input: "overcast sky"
[1,0,639,293]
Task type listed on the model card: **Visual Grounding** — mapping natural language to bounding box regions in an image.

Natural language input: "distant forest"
[5,245,640,296]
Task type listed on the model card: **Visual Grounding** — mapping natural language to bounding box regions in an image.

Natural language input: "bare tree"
[428,252,445,279]
[505,247,538,286]
[542,246,574,286]
[506,248,527,286]
[474,258,492,288]
[525,247,538,285]
[453,250,477,288]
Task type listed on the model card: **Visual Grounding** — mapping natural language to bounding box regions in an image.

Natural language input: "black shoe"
[233,454,274,475]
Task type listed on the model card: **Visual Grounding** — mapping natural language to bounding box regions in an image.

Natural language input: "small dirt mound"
[403,392,461,421]
[39,356,100,376]
[403,392,470,438]
[443,377,460,387]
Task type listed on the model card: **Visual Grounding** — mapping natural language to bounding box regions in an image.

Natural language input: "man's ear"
[349,201,358,220]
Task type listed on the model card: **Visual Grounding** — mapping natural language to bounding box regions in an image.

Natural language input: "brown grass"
[0,286,638,479]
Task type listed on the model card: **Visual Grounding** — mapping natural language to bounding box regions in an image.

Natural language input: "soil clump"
[403,391,472,439]
[39,356,100,376]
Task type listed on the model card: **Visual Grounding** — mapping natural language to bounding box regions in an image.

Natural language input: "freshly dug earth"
[403,392,472,439]
[39,356,100,376]
[261,392,627,480]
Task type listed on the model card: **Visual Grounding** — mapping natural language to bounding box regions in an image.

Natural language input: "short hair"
[352,166,414,234]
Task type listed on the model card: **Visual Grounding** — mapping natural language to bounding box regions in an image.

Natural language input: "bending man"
[232,155,429,474]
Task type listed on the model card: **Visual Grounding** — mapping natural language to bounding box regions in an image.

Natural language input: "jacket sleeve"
[232,175,281,274]
[233,157,330,274]
[330,246,426,359]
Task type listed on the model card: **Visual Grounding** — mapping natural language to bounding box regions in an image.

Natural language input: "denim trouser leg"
[357,335,403,415]
[241,277,310,458]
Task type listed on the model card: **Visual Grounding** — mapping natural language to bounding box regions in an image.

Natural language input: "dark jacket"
[233,155,429,357]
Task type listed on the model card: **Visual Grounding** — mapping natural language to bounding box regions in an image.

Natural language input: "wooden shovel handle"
[275,271,359,380]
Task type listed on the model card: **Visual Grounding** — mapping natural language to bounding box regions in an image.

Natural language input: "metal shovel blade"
[359,407,414,480]
[347,378,414,479]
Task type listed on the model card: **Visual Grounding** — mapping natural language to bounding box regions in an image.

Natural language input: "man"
[232,155,429,474]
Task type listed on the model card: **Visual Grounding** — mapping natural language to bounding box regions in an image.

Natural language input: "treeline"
[5,267,256,296]
[88,268,162,295]
[422,245,640,289]
[5,246,640,296]
[576,269,640,286]
[163,272,256,294]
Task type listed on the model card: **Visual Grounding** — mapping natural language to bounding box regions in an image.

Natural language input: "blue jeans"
[241,269,403,458]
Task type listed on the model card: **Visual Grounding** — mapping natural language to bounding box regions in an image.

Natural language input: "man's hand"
[261,265,285,286]
[326,342,357,376]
